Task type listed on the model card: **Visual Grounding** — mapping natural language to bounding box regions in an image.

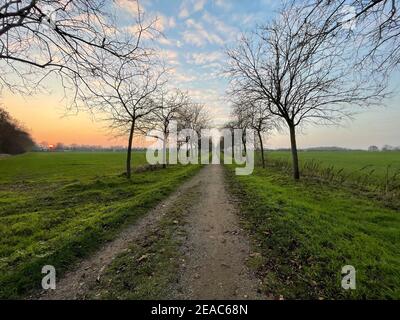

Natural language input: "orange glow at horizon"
[2,92,149,148]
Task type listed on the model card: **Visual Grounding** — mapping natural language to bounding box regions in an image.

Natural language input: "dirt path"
[172,165,262,300]
[36,165,262,300]
[35,170,204,300]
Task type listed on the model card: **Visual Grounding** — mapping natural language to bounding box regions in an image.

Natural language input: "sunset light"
[1,0,400,308]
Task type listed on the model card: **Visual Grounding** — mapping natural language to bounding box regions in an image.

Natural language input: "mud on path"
[171,165,262,300]
[36,165,262,300]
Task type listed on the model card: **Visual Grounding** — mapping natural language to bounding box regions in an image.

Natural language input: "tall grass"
[261,156,400,208]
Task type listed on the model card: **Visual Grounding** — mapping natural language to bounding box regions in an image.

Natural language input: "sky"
[2,0,400,149]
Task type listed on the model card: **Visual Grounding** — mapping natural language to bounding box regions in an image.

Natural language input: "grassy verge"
[0,152,201,298]
[85,185,200,299]
[265,151,400,181]
[257,151,400,207]
[225,165,400,299]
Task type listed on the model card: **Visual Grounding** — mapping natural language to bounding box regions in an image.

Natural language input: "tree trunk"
[126,120,135,179]
[289,124,300,180]
[186,136,189,158]
[162,132,167,169]
[198,138,201,162]
[231,131,234,159]
[257,130,265,168]
[242,130,247,156]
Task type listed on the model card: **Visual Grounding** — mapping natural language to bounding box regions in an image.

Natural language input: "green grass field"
[227,152,400,299]
[265,151,400,182]
[0,152,200,298]
[0,152,144,183]
[1,150,399,299]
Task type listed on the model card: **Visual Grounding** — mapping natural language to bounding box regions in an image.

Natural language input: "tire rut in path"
[36,165,262,300]
[35,170,203,300]
[172,164,262,300]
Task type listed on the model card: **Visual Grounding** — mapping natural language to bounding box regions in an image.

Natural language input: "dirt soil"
[35,165,263,300]
[171,165,262,299]
[34,169,202,300]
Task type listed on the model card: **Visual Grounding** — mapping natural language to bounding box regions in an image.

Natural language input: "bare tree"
[81,57,165,179]
[229,106,250,156]
[190,103,211,141]
[226,1,385,180]
[223,120,239,159]
[0,0,154,99]
[233,98,277,168]
[177,102,211,157]
[303,0,400,72]
[147,89,190,168]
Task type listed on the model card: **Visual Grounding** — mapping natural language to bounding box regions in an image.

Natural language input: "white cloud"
[214,0,232,11]
[158,37,173,46]
[160,49,180,65]
[124,24,154,39]
[152,13,178,32]
[231,12,262,27]
[115,0,140,16]
[187,51,224,65]
[153,16,166,32]
[180,12,240,47]
[202,12,238,39]
[157,36,183,48]
[181,18,224,47]
[168,17,177,28]
[168,67,198,83]
[179,0,207,19]
[179,7,190,19]
[194,0,207,12]
[182,31,206,47]
[186,87,229,125]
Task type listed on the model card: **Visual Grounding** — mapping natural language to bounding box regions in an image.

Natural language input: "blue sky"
[9,0,396,149]
[112,0,400,149]
[115,0,279,125]
[5,0,398,148]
